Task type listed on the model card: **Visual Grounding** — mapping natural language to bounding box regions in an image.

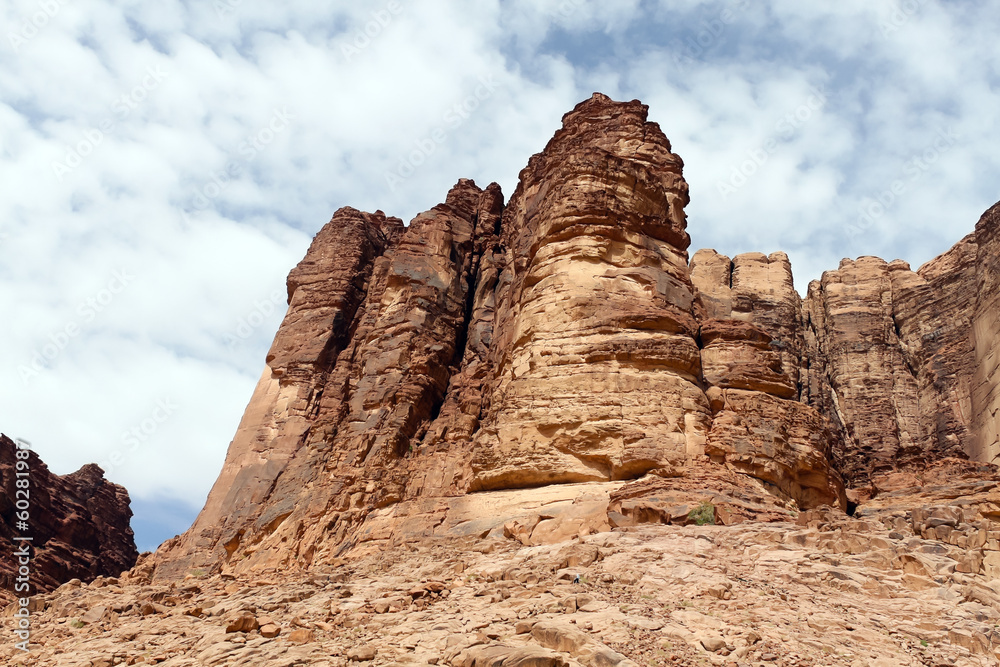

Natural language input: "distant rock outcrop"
[151,94,1000,579]
[0,434,138,597]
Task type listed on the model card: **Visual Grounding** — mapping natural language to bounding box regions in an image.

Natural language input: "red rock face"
[173,208,403,566]
[155,179,502,577]
[151,94,1000,578]
[972,204,1000,464]
[0,435,137,597]
[803,257,925,483]
[801,235,991,488]
[688,250,845,509]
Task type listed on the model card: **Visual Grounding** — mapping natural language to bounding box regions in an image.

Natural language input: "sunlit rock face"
[469,94,712,491]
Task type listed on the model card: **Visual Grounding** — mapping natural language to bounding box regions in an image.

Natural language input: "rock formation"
[973,203,1000,464]
[151,94,999,586]
[9,93,1000,666]
[469,96,706,490]
[0,434,138,598]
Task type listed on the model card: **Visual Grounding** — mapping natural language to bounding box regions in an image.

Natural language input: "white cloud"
[2,0,998,549]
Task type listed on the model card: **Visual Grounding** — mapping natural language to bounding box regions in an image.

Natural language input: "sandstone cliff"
[0,434,138,597]
[11,93,1000,666]
[973,203,1000,464]
[152,94,999,583]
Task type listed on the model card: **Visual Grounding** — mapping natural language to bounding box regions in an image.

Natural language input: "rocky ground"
[7,503,1000,667]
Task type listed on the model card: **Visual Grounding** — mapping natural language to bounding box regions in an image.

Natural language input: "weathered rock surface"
[973,203,1000,464]
[691,249,805,391]
[160,207,403,577]
[689,253,845,509]
[804,257,926,485]
[803,225,994,488]
[468,94,708,491]
[152,94,1000,589]
[0,434,138,599]
[14,507,1000,666]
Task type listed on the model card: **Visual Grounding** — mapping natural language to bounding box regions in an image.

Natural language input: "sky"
[1,0,997,553]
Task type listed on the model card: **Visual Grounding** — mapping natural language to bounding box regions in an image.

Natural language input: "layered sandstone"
[0,434,137,598]
[689,251,844,509]
[152,94,1000,582]
[972,203,1000,464]
[468,95,709,490]
[802,233,988,487]
[159,185,496,576]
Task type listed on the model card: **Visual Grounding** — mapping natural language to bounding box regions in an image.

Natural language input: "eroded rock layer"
[153,94,1000,579]
[802,231,991,488]
[0,434,137,597]
[469,96,708,491]
[973,203,1000,464]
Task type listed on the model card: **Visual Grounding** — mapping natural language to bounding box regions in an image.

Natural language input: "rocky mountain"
[11,93,1000,665]
[0,434,138,597]
[147,94,999,585]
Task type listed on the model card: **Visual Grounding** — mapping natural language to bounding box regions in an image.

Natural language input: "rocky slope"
[0,434,138,598]
[11,494,1000,666]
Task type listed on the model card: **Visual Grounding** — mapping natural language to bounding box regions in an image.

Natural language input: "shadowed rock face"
[972,203,1000,464]
[0,435,137,597]
[802,231,993,489]
[150,94,1000,578]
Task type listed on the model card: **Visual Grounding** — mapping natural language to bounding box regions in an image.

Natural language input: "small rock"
[260,624,281,638]
[700,634,727,653]
[138,603,160,616]
[347,644,377,661]
[80,605,107,625]
[515,620,535,635]
[225,612,259,633]
[706,584,732,600]
[287,628,314,644]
